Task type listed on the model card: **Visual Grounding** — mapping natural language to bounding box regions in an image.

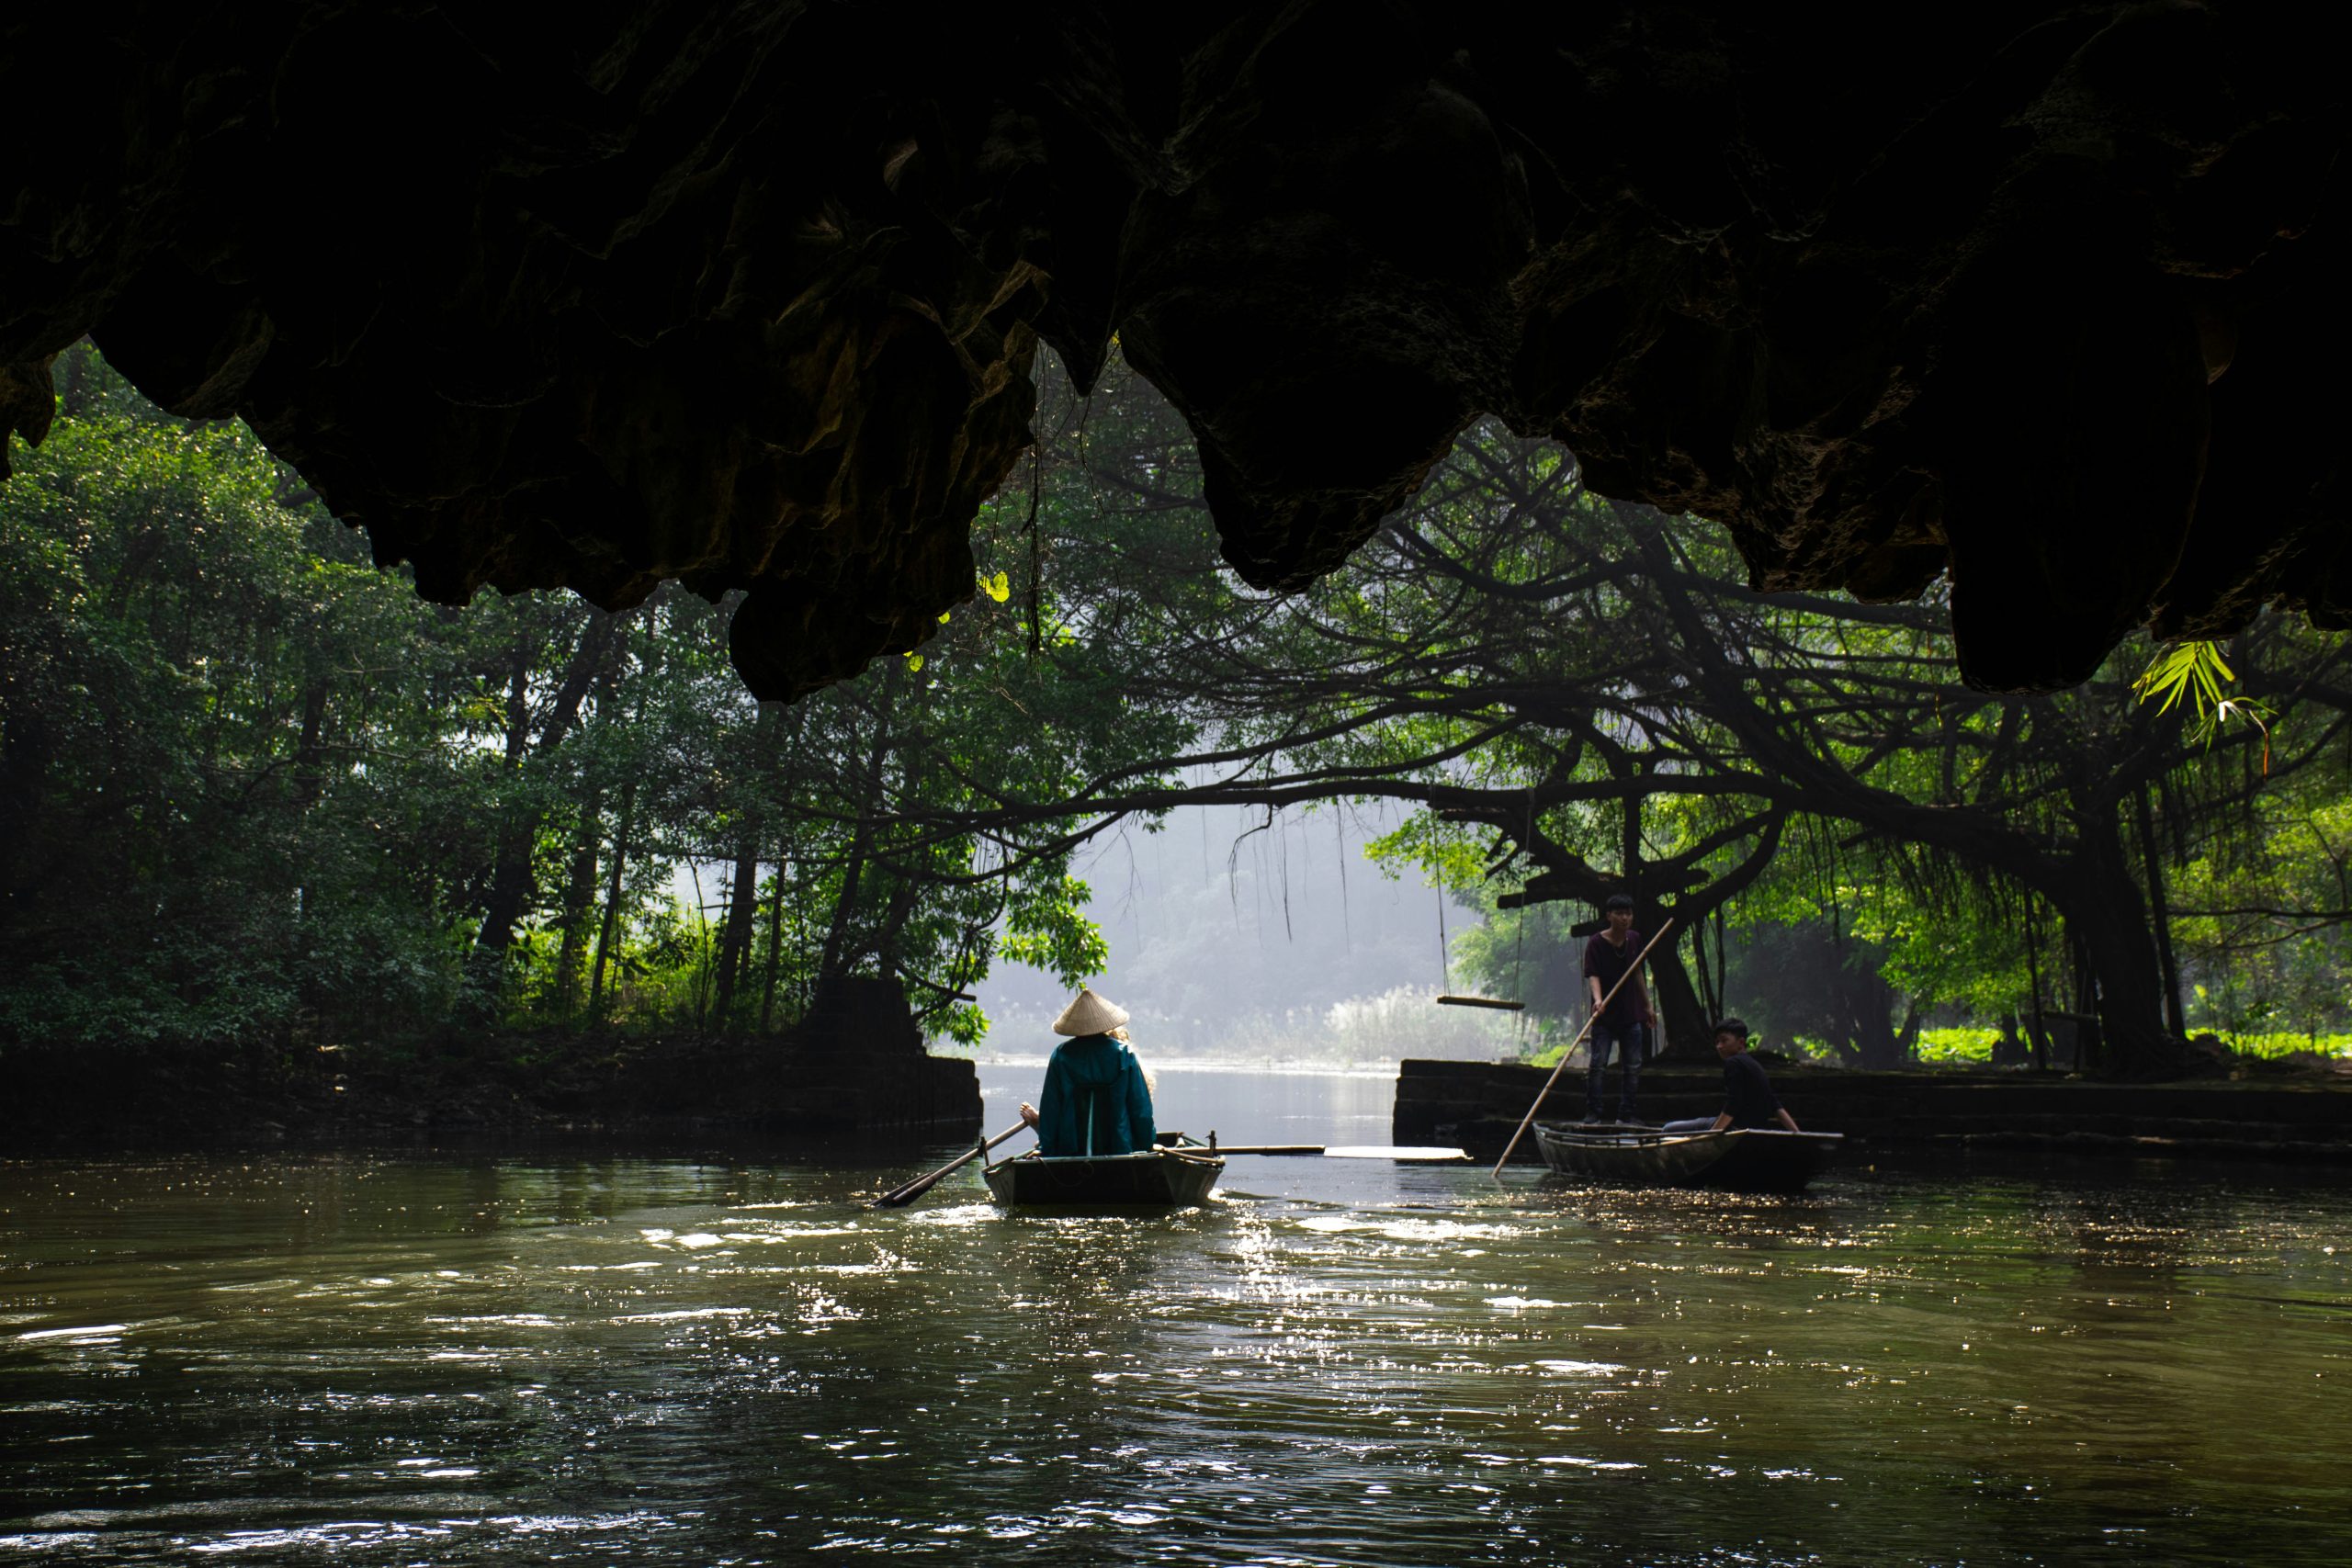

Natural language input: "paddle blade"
[870,1119,1029,1208]
[1324,1145,1472,1162]
[869,1173,945,1209]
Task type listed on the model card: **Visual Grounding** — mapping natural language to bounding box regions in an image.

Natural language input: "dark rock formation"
[3,4,2341,694]
[767,976,982,1137]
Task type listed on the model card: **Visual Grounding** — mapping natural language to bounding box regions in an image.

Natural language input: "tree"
[0,344,1182,1063]
[903,351,2352,1076]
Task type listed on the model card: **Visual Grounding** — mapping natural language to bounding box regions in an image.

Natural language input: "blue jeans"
[1586,1020,1646,1121]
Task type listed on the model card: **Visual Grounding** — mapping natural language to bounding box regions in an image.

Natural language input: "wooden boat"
[982,1145,1225,1207]
[1533,1122,1843,1194]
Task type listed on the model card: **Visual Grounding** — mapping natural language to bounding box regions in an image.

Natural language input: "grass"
[1915,1027,2003,1064]
[1911,1026,2352,1064]
[2215,1031,2352,1061]
[1524,1026,2352,1069]
[1905,1027,2352,1064]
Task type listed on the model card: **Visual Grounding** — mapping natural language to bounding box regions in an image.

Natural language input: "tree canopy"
[899,350,2352,1076]
[0,347,1178,1057]
[6,343,2349,1083]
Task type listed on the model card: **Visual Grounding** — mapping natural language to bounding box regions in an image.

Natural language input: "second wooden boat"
[1533,1122,1842,1194]
[982,1145,1225,1207]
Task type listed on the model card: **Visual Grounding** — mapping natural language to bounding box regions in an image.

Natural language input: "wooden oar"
[1491,919,1676,1180]
[1194,1144,1324,1156]
[871,1120,1028,1208]
[1193,1145,1474,1161]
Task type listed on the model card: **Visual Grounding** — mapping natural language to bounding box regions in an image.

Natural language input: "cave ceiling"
[2,2,2342,695]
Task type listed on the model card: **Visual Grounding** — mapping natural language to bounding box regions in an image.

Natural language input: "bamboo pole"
[1491,919,1675,1179]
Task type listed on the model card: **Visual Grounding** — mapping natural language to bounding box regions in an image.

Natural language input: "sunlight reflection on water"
[1,1069,2348,1564]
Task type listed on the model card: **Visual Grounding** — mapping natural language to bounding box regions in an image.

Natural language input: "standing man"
[1581,894,1655,1124]
[1664,1018,1803,1134]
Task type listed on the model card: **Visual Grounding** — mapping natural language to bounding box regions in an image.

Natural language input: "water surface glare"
[3,1068,2349,1564]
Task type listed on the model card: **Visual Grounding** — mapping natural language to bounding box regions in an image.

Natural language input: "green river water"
[3,1065,2348,1565]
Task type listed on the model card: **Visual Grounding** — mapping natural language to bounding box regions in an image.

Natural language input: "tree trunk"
[1628,524,2198,1077]
[820,662,900,979]
[467,612,618,998]
[1645,941,1714,1064]
[588,781,638,1024]
[2049,815,2186,1077]
[2133,784,2188,1036]
[873,869,923,984]
[464,648,537,1004]
[2023,897,2053,1071]
[291,680,330,810]
[1848,962,1909,1068]
[711,834,762,1029]
[872,741,929,982]
[2069,927,2100,1073]
[759,849,788,1032]
[552,793,603,1019]
[1689,906,1732,1023]
[711,707,782,1029]
[0,708,51,919]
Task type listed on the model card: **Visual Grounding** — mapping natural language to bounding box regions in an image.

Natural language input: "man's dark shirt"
[1580,930,1645,1028]
[1721,1052,1782,1128]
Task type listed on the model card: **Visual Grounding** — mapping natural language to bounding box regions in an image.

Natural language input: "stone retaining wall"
[1395,1058,2352,1164]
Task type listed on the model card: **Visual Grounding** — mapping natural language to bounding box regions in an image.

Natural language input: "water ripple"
[1,1145,2346,1565]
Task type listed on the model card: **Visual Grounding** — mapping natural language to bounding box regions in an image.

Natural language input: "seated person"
[1663,1018,1802,1134]
[1018,987,1157,1156]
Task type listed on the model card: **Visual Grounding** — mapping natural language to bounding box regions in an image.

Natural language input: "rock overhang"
[1,2,2339,696]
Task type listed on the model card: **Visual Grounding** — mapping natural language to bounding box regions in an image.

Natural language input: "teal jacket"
[1035,1034,1156,1156]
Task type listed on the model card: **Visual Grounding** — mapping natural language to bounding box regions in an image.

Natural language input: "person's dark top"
[1721,1052,1782,1128]
[1580,930,1645,1028]
[1034,1033,1156,1156]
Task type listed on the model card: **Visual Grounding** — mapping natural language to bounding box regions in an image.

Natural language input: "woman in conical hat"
[1019,987,1157,1156]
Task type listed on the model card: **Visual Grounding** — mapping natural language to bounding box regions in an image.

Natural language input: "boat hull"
[983,1147,1224,1207]
[1533,1123,1841,1194]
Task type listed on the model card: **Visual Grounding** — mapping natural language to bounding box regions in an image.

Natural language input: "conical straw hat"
[1051,987,1130,1036]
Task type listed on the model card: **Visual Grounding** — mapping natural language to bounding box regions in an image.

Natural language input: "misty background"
[964,798,1529,1065]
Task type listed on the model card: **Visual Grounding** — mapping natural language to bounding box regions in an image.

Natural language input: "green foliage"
[997,877,1112,988]
[1915,1027,2001,1064]
[2,348,478,1052]
[2134,640,2274,753]
[11,337,2352,1087]
[1001,359,2352,1072]
[0,344,1169,1062]
[2215,1032,2352,1060]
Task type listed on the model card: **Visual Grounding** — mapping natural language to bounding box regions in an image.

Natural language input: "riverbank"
[17,1042,2349,1165]
[0,1032,982,1150]
[1397,1056,2352,1164]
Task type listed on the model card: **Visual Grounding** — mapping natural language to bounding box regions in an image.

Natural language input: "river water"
[3,1065,2347,1565]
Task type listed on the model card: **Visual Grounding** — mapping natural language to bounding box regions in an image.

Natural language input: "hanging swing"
[1431,808,1526,1011]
